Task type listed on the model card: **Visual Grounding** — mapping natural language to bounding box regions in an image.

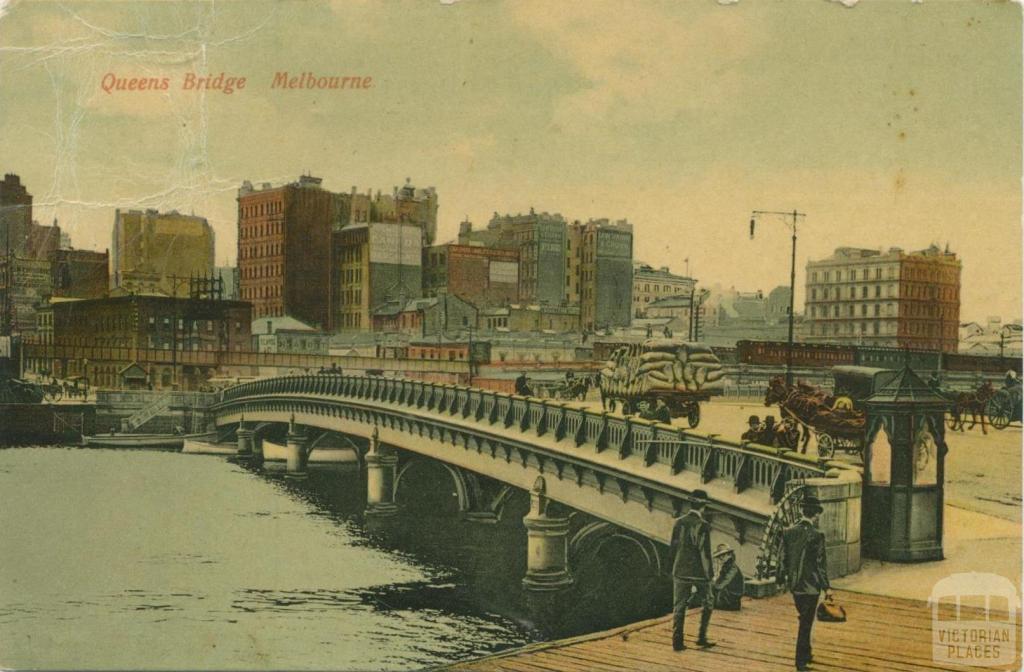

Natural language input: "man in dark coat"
[653,398,672,424]
[514,373,532,397]
[741,415,761,442]
[712,543,744,611]
[669,489,715,651]
[778,495,833,671]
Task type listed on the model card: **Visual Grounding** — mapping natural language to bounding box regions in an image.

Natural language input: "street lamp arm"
[749,208,805,387]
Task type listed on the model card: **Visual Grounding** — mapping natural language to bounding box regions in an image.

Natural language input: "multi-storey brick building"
[803,245,961,351]
[570,218,633,331]
[460,210,568,306]
[113,208,214,296]
[237,176,335,327]
[422,243,519,308]
[50,294,251,389]
[632,263,696,319]
[0,256,51,335]
[478,303,580,334]
[336,179,439,245]
[332,221,423,331]
[24,220,61,260]
[0,173,32,257]
[51,248,109,299]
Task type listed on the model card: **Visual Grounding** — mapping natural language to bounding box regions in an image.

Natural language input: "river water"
[0,448,542,670]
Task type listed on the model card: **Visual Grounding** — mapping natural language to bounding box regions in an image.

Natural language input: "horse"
[764,377,865,454]
[949,381,996,434]
[764,377,817,453]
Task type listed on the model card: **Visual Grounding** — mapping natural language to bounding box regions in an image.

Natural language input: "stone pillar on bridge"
[522,476,573,593]
[365,427,398,517]
[250,432,264,468]
[284,415,309,480]
[236,416,253,459]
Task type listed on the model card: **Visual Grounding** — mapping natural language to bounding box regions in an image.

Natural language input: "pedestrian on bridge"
[712,543,744,611]
[669,489,715,651]
[778,495,833,671]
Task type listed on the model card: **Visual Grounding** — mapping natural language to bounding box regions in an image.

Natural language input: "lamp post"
[750,209,805,387]
[166,274,193,391]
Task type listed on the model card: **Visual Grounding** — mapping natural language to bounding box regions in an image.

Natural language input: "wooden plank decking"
[444,590,1021,672]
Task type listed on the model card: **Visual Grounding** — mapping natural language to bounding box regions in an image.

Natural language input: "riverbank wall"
[0,404,96,445]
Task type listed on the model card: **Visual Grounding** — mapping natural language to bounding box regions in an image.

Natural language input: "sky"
[0,0,1020,322]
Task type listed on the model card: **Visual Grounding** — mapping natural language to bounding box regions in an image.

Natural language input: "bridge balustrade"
[218,374,827,501]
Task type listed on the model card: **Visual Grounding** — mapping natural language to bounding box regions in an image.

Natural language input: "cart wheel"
[816,432,835,459]
[987,394,1011,430]
[687,404,701,429]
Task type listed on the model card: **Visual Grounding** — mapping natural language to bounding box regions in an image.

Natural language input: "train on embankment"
[593,339,1022,375]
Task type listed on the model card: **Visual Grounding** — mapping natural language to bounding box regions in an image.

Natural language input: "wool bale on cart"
[598,339,725,428]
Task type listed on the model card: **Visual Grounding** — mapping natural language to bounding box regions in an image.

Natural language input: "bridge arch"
[569,521,664,577]
[394,457,475,514]
[307,430,366,469]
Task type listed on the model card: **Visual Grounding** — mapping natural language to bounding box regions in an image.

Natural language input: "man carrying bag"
[668,489,715,651]
[778,495,833,671]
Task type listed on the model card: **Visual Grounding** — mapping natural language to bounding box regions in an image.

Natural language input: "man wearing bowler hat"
[668,489,715,651]
[779,495,833,671]
[741,415,761,442]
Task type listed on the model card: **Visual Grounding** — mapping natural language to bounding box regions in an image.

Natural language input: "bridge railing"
[218,374,826,498]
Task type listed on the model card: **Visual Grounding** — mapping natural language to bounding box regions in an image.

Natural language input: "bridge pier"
[365,428,398,518]
[250,433,264,468]
[521,477,573,593]
[236,425,254,458]
[285,419,308,480]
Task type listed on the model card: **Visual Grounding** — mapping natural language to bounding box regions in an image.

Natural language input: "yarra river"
[0,447,667,670]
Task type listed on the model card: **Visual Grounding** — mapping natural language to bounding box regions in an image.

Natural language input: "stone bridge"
[212,374,862,596]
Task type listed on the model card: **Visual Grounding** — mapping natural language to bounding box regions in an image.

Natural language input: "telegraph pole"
[750,209,805,387]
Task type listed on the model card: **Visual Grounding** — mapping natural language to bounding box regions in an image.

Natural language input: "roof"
[864,366,949,405]
[372,297,439,317]
[118,362,148,377]
[647,295,693,309]
[251,315,317,334]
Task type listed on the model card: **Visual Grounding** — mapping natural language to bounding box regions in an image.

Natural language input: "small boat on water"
[82,431,218,451]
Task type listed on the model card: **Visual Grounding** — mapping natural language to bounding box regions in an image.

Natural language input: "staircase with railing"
[122,393,173,432]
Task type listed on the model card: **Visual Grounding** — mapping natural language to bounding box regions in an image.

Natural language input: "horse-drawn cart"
[604,388,710,428]
[599,339,725,429]
[765,366,895,459]
[985,384,1023,430]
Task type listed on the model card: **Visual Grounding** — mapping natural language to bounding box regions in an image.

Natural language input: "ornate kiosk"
[862,366,949,562]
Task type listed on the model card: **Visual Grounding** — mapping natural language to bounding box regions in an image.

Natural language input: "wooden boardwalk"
[444,590,1021,672]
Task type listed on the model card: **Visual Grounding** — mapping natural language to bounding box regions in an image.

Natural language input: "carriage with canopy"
[765,366,897,458]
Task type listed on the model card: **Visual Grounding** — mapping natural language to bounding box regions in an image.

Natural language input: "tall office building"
[332,221,423,331]
[803,245,961,352]
[237,176,335,327]
[570,218,633,331]
[460,209,568,306]
[112,209,215,297]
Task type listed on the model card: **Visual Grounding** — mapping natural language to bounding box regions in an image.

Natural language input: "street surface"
[577,393,1022,524]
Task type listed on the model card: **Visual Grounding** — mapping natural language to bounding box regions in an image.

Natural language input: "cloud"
[506,1,763,131]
